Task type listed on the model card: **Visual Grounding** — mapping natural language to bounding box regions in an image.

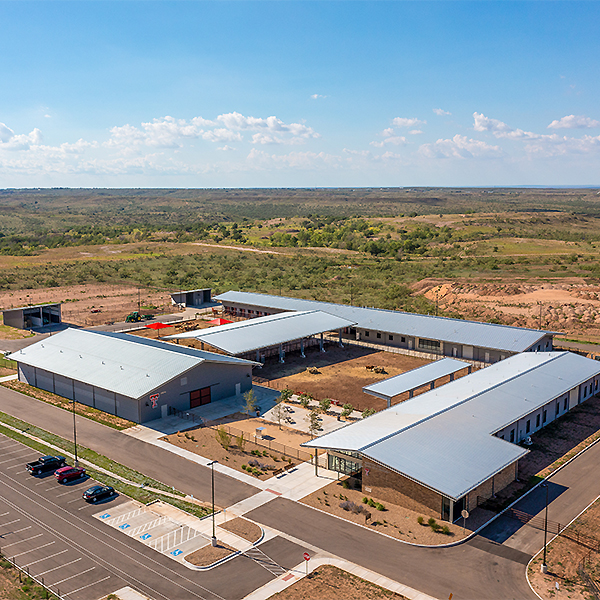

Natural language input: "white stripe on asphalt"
[0,518,20,527]
[38,557,82,577]
[0,512,9,517]
[2,533,43,548]
[5,465,26,470]
[24,549,69,568]
[52,566,95,586]
[11,526,32,534]
[67,575,111,596]
[66,498,82,504]
[56,489,79,497]
[13,541,55,558]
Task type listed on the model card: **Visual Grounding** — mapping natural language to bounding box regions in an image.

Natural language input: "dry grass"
[219,517,262,543]
[185,542,236,567]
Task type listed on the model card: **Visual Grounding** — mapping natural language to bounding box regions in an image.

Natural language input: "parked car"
[82,485,115,503]
[54,466,86,484]
[26,455,67,476]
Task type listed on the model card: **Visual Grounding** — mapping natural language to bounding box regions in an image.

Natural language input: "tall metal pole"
[209,460,217,546]
[541,482,549,573]
[72,398,78,467]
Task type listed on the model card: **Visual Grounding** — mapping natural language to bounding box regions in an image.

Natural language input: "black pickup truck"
[26,455,67,476]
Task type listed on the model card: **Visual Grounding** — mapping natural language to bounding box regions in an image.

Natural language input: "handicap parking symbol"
[140,533,152,541]
[99,513,111,519]
[118,523,130,530]
[170,549,183,556]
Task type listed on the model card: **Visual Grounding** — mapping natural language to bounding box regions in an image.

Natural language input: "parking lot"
[0,432,305,599]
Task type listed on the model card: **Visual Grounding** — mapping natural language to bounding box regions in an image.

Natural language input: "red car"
[54,466,86,484]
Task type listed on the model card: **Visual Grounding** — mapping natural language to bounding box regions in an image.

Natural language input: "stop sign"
[303,552,310,561]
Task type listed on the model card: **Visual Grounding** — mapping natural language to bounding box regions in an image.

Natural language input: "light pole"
[207,460,218,547]
[541,482,549,573]
[72,398,78,467]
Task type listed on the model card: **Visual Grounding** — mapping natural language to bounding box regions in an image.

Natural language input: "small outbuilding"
[3,303,62,330]
[11,328,257,423]
[170,288,212,308]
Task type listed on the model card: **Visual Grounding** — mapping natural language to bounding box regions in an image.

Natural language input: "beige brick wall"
[465,462,517,511]
[362,457,443,517]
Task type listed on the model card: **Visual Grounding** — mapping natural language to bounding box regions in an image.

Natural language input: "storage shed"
[170,288,212,308]
[3,303,62,330]
[11,328,257,423]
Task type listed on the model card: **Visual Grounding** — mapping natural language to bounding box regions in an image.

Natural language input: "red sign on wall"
[149,393,159,408]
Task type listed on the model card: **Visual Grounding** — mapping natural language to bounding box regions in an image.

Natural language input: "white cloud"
[382,128,395,138]
[0,124,43,151]
[419,134,504,159]
[409,130,423,135]
[525,134,600,157]
[218,145,236,152]
[370,136,406,148]
[247,148,340,169]
[473,112,512,134]
[548,115,600,129]
[44,114,51,119]
[392,117,426,128]
[0,123,13,143]
[310,94,327,100]
[433,108,451,116]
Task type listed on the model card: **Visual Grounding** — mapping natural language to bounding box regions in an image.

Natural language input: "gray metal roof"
[12,329,256,400]
[304,352,600,500]
[214,291,550,353]
[3,303,61,313]
[164,310,356,355]
[363,358,471,400]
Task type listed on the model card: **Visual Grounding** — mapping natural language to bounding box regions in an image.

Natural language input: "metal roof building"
[363,357,471,407]
[165,310,356,361]
[304,352,600,521]
[214,291,555,362]
[11,329,257,423]
[170,288,213,308]
[3,303,62,330]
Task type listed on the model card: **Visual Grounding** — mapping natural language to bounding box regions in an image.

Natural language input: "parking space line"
[56,489,79,497]
[66,498,81,504]
[106,508,143,526]
[13,541,55,558]
[0,512,9,517]
[0,518,21,527]
[34,480,51,486]
[0,456,31,465]
[52,566,95,586]
[2,533,44,548]
[128,516,170,537]
[25,549,69,568]
[68,575,111,596]
[44,487,57,492]
[12,526,32,534]
[38,557,82,577]
[6,465,26,470]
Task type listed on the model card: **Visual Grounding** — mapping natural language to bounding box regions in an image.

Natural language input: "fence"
[579,555,600,600]
[0,551,65,599]
[168,405,314,463]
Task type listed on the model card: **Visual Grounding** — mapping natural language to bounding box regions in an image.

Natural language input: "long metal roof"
[214,291,550,353]
[363,358,471,400]
[304,352,600,500]
[164,310,356,355]
[11,329,256,400]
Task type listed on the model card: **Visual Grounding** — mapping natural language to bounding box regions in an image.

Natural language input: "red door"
[190,387,211,408]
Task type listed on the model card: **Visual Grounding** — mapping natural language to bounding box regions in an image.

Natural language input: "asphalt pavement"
[0,433,303,600]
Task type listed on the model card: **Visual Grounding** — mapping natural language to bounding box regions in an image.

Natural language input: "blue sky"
[1,1,599,188]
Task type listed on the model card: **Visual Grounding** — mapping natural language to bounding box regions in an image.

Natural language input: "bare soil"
[219,517,262,543]
[421,279,600,339]
[529,498,600,600]
[0,283,173,328]
[300,478,490,545]
[1,380,135,430]
[163,427,302,481]
[482,394,600,510]
[0,367,16,377]
[259,345,431,412]
[270,565,406,600]
[185,541,236,567]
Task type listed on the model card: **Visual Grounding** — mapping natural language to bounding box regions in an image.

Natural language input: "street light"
[72,398,78,467]
[207,460,218,547]
[541,482,549,573]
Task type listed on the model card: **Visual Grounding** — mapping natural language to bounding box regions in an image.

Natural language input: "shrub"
[375,502,385,511]
[262,450,268,457]
[216,427,231,450]
[442,525,451,535]
[341,403,354,418]
[319,398,332,413]
[342,480,350,489]
[364,510,372,523]
[280,388,293,402]
[367,498,376,508]
[362,497,368,504]
[428,517,440,531]
[236,432,246,451]
[241,464,247,471]
[362,408,376,419]
[299,393,312,408]
[417,516,424,525]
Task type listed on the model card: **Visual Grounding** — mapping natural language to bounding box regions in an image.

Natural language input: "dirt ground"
[1,380,135,430]
[300,478,491,545]
[483,394,600,510]
[270,565,406,600]
[209,413,311,453]
[220,517,262,543]
[0,367,16,377]
[0,283,173,328]
[163,427,302,481]
[259,345,431,412]
[529,498,600,600]
[420,278,600,340]
[185,541,236,567]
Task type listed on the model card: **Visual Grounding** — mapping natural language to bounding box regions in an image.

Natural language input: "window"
[510,429,515,443]
[401,337,406,343]
[526,420,531,433]
[376,332,381,339]
[537,345,541,351]
[485,352,490,362]
[364,330,370,337]
[584,386,588,397]
[596,380,599,391]
[543,409,547,423]
[418,338,441,352]
[389,335,393,341]
[556,402,560,417]
[564,398,568,411]
[536,414,540,428]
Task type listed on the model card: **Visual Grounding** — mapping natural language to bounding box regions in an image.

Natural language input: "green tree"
[236,432,246,451]
[243,390,259,417]
[362,408,376,419]
[216,427,231,450]
[341,403,354,419]
[319,398,332,413]
[306,409,322,438]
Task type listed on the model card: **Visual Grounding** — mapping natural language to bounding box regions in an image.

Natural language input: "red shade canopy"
[209,318,233,325]
[145,322,171,330]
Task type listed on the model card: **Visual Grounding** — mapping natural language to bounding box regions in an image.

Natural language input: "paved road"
[0,433,303,600]
[0,385,258,508]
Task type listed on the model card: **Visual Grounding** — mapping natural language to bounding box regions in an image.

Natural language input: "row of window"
[363,330,407,343]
